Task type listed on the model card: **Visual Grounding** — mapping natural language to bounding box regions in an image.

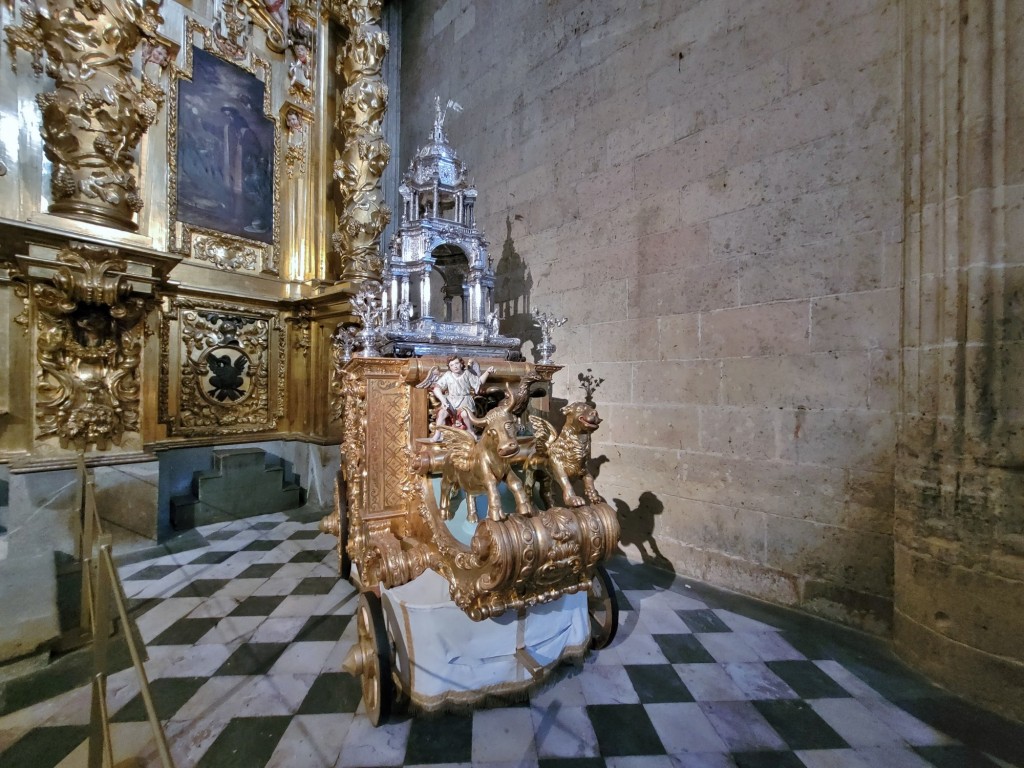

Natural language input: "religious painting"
[175,47,275,243]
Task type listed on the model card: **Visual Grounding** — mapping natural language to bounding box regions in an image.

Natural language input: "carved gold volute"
[30,243,154,450]
[5,0,166,231]
[332,0,391,284]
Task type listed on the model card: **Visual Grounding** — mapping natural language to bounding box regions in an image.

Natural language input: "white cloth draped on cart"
[382,568,589,710]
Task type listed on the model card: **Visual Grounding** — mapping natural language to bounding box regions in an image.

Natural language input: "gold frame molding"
[166,18,282,276]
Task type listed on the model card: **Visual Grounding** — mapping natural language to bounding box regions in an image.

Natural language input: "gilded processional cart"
[319,104,620,725]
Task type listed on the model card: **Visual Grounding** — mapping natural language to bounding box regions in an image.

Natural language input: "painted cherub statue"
[416,356,495,439]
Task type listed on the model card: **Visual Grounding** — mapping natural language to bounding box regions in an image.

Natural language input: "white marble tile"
[250,616,309,644]
[529,703,599,759]
[636,607,692,634]
[185,594,244,619]
[197,615,264,645]
[605,757,678,768]
[173,676,253,721]
[809,698,906,747]
[472,707,538,764]
[134,596,204,641]
[315,584,359,615]
[271,595,329,617]
[321,636,358,672]
[336,714,411,767]
[162,714,233,767]
[734,631,805,661]
[224,550,273,566]
[626,588,707,612]
[856,696,958,746]
[794,749,873,768]
[721,662,799,700]
[266,713,354,768]
[54,721,152,768]
[645,702,729,753]
[696,633,762,663]
[269,641,336,674]
[272,563,322,580]
[144,643,234,679]
[530,668,587,707]
[849,747,938,767]
[713,609,782,633]
[814,661,884,699]
[608,625,670,664]
[251,576,304,596]
[210,578,264,600]
[698,700,788,751]
[666,753,739,768]
[578,661,641,705]
[673,663,746,701]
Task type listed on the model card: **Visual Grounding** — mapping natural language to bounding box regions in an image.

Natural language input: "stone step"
[170,448,302,530]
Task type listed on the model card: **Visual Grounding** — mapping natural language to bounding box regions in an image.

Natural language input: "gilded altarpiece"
[159,297,285,436]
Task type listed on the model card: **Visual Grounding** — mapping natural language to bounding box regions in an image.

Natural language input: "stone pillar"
[895,0,1024,722]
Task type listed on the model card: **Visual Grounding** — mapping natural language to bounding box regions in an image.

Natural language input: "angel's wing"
[467,359,481,377]
[415,365,442,390]
[436,426,477,470]
[528,414,557,453]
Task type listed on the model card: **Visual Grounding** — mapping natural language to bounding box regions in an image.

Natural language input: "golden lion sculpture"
[528,401,604,508]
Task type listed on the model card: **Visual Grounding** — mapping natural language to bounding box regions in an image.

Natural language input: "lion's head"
[561,401,602,433]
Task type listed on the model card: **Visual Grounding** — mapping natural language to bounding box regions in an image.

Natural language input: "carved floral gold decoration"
[193,232,259,271]
[161,298,282,436]
[5,0,166,231]
[332,0,391,283]
[31,243,154,450]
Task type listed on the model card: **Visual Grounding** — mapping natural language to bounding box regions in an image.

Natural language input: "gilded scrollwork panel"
[160,296,282,436]
[27,243,156,450]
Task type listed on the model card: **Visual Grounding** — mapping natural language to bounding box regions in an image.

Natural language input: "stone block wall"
[400,0,902,631]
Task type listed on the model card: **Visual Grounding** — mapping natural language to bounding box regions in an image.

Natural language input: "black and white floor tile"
[1,510,1021,768]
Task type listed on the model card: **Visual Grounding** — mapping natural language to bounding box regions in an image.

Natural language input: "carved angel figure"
[528,401,604,508]
[413,385,532,523]
[416,356,494,438]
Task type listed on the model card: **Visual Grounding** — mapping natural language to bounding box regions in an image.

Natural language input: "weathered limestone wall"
[895,0,1024,722]
[401,0,903,632]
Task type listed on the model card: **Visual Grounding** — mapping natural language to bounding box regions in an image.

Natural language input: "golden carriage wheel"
[355,591,394,726]
[588,564,619,650]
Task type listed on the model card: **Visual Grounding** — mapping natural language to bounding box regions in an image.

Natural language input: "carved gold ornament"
[161,298,282,436]
[5,0,166,231]
[31,243,153,450]
[332,0,390,283]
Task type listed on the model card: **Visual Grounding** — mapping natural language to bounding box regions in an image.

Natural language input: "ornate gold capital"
[5,0,167,231]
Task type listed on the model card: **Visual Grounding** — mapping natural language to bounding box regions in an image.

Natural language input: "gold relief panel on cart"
[167,20,281,276]
[160,297,285,436]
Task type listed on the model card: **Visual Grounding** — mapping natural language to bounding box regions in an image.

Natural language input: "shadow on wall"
[614,490,675,580]
[494,215,535,346]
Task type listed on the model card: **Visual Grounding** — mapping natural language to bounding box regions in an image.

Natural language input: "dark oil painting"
[176,47,275,244]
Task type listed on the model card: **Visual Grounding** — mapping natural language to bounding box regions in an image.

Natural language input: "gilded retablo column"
[5,0,166,231]
[332,0,391,284]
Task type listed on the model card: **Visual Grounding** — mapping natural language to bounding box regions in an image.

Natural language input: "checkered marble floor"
[1,509,1022,768]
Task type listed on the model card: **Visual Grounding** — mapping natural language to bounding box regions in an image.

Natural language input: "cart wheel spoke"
[356,592,393,726]
[588,564,619,650]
